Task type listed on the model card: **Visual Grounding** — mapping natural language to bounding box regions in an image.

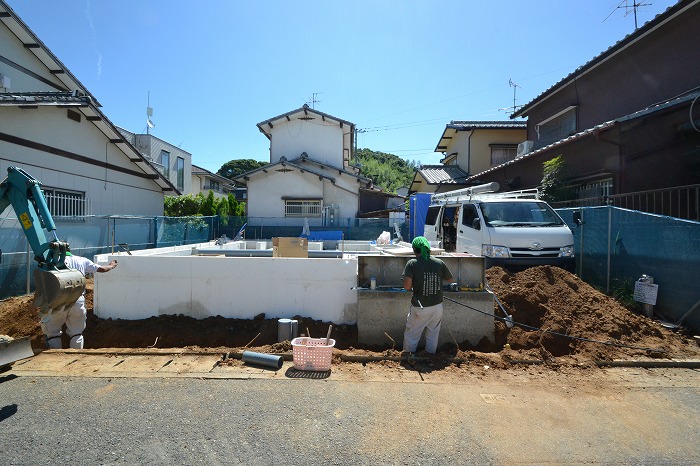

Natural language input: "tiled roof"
[512,0,694,118]
[470,88,700,182]
[446,121,526,130]
[0,91,91,106]
[419,165,469,185]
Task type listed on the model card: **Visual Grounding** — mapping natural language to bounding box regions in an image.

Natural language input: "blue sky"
[8,0,679,174]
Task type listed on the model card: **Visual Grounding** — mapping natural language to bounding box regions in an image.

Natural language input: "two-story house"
[191,164,241,200]
[410,121,527,193]
[118,128,192,195]
[235,105,373,226]
[468,0,700,219]
[0,1,177,219]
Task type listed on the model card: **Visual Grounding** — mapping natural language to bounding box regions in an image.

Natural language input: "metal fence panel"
[558,206,700,331]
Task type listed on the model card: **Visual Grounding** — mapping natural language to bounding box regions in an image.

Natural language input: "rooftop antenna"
[498,79,523,114]
[306,92,322,109]
[603,0,651,30]
[146,91,155,134]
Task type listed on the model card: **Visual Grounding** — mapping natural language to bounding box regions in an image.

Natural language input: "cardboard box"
[272,237,308,258]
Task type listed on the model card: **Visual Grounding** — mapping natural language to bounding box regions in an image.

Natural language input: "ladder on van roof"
[431,182,540,204]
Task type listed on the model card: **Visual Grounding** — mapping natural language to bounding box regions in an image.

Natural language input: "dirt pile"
[485,266,699,363]
[1,266,698,365]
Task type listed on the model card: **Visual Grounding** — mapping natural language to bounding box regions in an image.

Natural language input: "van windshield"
[479,201,564,227]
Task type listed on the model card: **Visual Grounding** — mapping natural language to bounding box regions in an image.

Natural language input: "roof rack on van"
[431,182,539,203]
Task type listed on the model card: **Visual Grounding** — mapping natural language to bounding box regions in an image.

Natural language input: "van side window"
[425,206,441,226]
[462,204,478,229]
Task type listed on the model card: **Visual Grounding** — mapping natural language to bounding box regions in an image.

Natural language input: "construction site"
[2,238,699,379]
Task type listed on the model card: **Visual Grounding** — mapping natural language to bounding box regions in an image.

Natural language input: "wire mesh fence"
[3,208,698,333]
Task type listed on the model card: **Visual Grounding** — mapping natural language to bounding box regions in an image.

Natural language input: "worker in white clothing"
[40,249,118,349]
[402,236,453,364]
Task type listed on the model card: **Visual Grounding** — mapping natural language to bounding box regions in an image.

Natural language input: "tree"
[201,190,217,217]
[218,159,267,180]
[355,148,416,193]
[164,194,203,216]
[539,155,572,202]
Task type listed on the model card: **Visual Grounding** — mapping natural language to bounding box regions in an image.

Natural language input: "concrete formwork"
[94,243,358,323]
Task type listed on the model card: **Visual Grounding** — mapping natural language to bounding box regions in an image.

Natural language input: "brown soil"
[2,266,699,369]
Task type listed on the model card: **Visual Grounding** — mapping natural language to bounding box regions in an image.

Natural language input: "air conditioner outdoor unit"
[516,140,534,158]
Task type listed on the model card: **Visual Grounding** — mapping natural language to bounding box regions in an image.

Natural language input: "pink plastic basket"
[291,337,336,371]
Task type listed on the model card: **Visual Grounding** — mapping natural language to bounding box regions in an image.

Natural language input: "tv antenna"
[146,91,155,134]
[603,0,651,30]
[498,79,523,114]
[306,92,322,109]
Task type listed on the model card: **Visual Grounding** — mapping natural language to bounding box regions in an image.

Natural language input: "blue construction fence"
[0,214,409,299]
[0,215,216,299]
[556,206,700,332]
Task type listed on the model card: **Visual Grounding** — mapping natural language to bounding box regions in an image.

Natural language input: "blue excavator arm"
[0,167,85,311]
[0,166,68,269]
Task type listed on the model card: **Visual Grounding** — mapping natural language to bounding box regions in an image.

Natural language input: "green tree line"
[354,148,417,193]
[164,191,245,226]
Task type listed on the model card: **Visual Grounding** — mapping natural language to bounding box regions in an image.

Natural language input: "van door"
[423,205,443,244]
[456,203,483,255]
[441,205,459,252]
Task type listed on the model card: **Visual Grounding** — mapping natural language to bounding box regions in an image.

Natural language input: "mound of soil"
[1,266,698,366]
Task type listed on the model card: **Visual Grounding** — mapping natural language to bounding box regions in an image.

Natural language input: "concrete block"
[357,290,494,348]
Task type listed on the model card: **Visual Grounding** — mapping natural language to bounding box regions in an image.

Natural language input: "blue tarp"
[409,193,432,240]
[304,230,343,241]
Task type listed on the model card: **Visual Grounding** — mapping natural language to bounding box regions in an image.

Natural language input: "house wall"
[452,129,527,175]
[120,130,192,195]
[246,164,359,221]
[269,119,344,167]
[0,24,66,92]
[524,2,700,142]
[0,106,164,215]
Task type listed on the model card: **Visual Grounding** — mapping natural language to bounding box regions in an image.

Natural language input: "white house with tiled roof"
[0,0,177,218]
[235,105,372,224]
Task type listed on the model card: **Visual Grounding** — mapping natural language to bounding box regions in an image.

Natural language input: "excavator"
[0,166,86,367]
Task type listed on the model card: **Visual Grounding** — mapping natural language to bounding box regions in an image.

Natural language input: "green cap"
[411,236,430,260]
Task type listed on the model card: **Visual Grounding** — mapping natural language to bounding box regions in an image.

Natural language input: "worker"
[401,236,454,364]
[39,249,118,349]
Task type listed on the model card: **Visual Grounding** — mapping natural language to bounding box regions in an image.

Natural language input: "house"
[410,121,526,193]
[235,105,373,225]
[118,128,192,196]
[191,164,242,200]
[468,0,700,219]
[0,1,177,218]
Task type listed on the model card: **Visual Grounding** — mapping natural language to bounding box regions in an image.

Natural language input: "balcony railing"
[552,184,700,221]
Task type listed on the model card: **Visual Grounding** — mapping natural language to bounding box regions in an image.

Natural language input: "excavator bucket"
[0,336,33,367]
[33,268,86,311]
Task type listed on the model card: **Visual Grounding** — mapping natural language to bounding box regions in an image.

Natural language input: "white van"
[423,183,575,271]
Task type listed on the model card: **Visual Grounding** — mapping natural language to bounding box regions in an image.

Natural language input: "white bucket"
[277,318,298,342]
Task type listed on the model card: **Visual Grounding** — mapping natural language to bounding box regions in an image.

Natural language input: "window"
[536,106,577,147]
[425,206,441,226]
[490,144,518,166]
[284,199,322,217]
[461,204,479,229]
[42,188,89,216]
[160,150,170,178]
[574,178,613,200]
[176,157,184,191]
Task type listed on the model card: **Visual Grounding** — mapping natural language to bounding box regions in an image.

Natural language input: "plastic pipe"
[241,351,283,370]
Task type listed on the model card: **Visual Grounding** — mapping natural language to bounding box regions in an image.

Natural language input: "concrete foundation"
[356,289,495,347]
[93,241,495,347]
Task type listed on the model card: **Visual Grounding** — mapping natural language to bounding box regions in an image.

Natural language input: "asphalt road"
[1,366,700,465]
